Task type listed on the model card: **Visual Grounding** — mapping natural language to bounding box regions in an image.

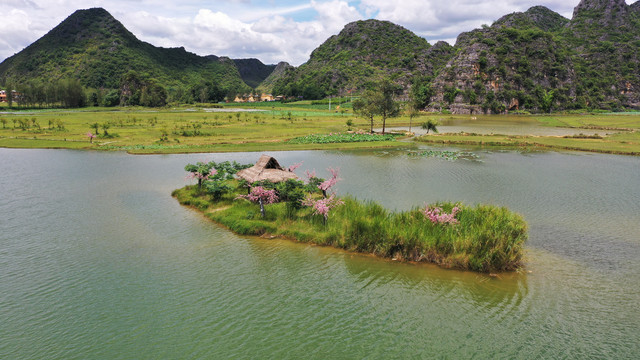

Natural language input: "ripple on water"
[1,148,639,359]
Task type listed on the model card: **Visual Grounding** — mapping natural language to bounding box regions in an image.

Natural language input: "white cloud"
[113,1,362,65]
[0,9,37,60]
[359,0,578,43]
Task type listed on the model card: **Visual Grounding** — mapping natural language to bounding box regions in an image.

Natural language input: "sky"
[0,1,633,66]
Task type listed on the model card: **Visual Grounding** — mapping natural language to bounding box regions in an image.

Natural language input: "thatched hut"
[236,155,299,183]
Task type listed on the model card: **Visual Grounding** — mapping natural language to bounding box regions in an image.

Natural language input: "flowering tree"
[86,132,96,143]
[318,168,340,197]
[302,194,344,225]
[423,205,460,225]
[186,160,251,197]
[185,161,218,190]
[288,161,303,172]
[237,186,278,218]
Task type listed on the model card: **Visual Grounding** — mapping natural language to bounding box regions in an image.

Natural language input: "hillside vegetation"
[271,20,454,99]
[0,8,251,100]
[1,0,640,112]
[274,0,640,112]
[427,0,640,113]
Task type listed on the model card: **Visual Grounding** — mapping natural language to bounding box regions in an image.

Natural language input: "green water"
[1,148,638,358]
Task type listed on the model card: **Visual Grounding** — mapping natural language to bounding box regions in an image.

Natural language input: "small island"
[173,155,528,273]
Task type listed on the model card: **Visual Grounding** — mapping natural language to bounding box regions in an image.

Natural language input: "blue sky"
[0,1,632,66]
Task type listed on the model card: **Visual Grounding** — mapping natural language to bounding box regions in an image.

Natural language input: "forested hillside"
[2,0,639,111]
[0,8,251,105]
[271,19,454,99]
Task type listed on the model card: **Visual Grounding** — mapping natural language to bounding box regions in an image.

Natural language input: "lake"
[1,146,638,358]
[387,116,603,136]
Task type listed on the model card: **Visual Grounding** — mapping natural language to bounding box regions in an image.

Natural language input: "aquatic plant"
[288,132,396,144]
[412,149,480,161]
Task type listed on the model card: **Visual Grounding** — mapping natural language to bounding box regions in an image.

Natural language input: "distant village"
[0,89,21,103]
[0,88,294,105]
[233,93,283,103]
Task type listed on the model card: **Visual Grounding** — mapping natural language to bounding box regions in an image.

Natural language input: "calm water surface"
[1,147,639,359]
[387,116,603,136]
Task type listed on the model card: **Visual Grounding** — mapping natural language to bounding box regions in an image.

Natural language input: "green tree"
[89,92,99,107]
[421,119,439,134]
[90,122,100,136]
[443,86,461,104]
[372,79,400,134]
[7,84,13,108]
[140,81,167,107]
[352,95,376,133]
[120,71,143,106]
[541,89,554,113]
[59,78,86,108]
[102,90,120,107]
[410,76,433,110]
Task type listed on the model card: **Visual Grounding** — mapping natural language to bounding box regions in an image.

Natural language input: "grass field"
[0,103,404,153]
[414,112,640,155]
[1,102,639,154]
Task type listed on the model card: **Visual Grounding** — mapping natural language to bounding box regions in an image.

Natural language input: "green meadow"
[1,101,639,155]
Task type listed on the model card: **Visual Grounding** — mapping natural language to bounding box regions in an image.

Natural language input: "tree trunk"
[259,198,265,218]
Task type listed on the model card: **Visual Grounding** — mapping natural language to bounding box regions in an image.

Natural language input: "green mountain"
[0,8,250,94]
[3,1,639,111]
[233,58,277,89]
[428,6,576,113]
[273,0,640,111]
[271,19,454,98]
[256,61,293,94]
[428,0,640,112]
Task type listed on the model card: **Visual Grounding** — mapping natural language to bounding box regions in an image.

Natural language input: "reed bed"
[173,185,528,272]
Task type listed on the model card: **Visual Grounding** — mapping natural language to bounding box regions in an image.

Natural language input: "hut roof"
[236,154,299,183]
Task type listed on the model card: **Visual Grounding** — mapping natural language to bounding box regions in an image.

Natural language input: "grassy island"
[173,159,528,272]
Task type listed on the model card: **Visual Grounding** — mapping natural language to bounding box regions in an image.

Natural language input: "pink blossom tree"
[237,186,279,218]
[86,132,96,143]
[423,205,460,225]
[318,167,340,197]
[302,193,344,225]
[185,161,217,190]
[288,161,303,172]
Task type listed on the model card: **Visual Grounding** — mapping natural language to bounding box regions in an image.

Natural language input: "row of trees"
[1,70,238,108]
[2,79,86,108]
[352,79,402,134]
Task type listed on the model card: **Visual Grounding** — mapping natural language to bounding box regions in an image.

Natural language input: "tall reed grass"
[173,186,527,272]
